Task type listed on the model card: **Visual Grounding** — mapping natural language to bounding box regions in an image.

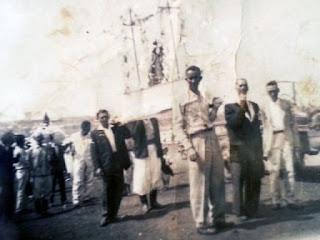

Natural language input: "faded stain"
[48,8,74,37]
[61,8,73,20]
[300,77,318,96]
[49,26,71,37]
[297,77,320,108]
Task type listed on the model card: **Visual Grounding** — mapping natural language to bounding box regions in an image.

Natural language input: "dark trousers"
[35,197,49,215]
[0,180,15,221]
[231,162,261,218]
[102,172,124,219]
[140,190,157,206]
[50,171,66,204]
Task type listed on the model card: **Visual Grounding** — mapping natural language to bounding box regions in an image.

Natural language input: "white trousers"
[15,170,29,212]
[189,130,225,228]
[72,159,95,204]
[268,132,295,204]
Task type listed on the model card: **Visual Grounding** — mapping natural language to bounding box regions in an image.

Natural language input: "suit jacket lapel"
[97,130,113,154]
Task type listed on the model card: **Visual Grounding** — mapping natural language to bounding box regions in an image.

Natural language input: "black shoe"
[151,202,164,209]
[196,227,217,235]
[99,217,114,227]
[288,203,304,210]
[271,204,282,210]
[40,211,54,218]
[215,221,234,229]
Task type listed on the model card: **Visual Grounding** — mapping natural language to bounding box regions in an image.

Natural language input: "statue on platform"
[148,41,165,86]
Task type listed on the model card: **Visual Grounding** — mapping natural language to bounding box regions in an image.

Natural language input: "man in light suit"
[261,81,302,210]
[225,78,265,223]
[174,66,232,235]
[90,109,131,227]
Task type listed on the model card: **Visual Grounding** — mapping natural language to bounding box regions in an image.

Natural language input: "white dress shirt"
[269,99,285,131]
[98,125,117,152]
[70,131,92,161]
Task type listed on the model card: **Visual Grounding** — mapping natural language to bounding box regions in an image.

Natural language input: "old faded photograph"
[1,0,320,239]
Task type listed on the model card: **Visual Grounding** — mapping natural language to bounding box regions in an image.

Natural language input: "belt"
[273,130,284,134]
[146,139,156,145]
[189,128,213,138]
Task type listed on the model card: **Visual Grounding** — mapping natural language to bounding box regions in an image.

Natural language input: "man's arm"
[288,102,301,150]
[260,105,272,160]
[173,99,197,161]
[151,118,164,158]
[90,131,101,172]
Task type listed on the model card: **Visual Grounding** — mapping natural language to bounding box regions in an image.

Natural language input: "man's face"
[81,125,91,136]
[236,79,249,95]
[267,88,279,102]
[98,113,109,128]
[185,70,202,93]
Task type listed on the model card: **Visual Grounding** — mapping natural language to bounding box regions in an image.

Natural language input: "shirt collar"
[98,124,111,131]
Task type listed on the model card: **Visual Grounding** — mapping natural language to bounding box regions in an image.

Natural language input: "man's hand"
[239,100,247,109]
[109,116,122,126]
[187,147,198,162]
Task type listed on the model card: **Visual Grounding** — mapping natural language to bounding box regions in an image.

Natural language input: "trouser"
[140,190,158,206]
[231,162,261,217]
[34,198,49,215]
[16,169,30,212]
[50,171,66,204]
[0,179,15,221]
[33,175,51,199]
[189,130,225,228]
[101,171,124,219]
[72,160,94,204]
[269,133,295,204]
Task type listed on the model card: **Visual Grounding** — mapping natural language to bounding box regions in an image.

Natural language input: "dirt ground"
[2,147,320,240]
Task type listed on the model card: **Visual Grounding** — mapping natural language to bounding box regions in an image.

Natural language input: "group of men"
[0,118,96,220]
[174,65,302,235]
[0,109,171,230]
[0,65,302,236]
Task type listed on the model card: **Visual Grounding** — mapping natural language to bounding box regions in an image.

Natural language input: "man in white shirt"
[261,80,302,210]
[173,66,232,235]
[70,121,94,206]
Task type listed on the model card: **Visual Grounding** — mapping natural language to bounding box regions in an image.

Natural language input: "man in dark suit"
[48,134,67,208]
[90,109,131,227]
[225,78,264,223]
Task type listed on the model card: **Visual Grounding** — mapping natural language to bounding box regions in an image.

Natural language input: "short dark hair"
[185,65,201,75]
[81,120,91,128]
[1,131,15,145]
[96,109,109,120]
[266,80,278,87]
[15,134,25,146]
